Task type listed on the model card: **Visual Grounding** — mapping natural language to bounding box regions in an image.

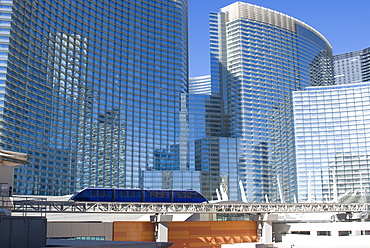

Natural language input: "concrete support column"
[261,219,273,243]
[255,213,278,243]
[151,214,173,242]
[156,222,169,242]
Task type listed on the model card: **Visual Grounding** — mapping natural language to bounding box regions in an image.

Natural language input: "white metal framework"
[10,200,369,215]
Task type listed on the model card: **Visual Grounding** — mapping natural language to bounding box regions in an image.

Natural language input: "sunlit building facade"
[334,47,370,85]
[209,2,334,202]
[294,82,370,202]
[0,1,12,116]
[0,0,188,195]
[188,75,223,199]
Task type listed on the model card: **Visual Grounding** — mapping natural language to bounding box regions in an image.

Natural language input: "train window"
[91,190,97,197]
[186,192,191,198]
[151,191,156,198]
[339,231,351,236]
[180,192,185,198]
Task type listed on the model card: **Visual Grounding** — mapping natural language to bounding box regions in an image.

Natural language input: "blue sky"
[189,0,370,77]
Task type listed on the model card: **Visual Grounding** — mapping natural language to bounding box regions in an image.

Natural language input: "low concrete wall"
[0,216,46,248]
[47,222,113,241]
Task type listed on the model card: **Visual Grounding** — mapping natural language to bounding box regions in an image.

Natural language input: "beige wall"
[0,166,14,197]
[47,222,113,241]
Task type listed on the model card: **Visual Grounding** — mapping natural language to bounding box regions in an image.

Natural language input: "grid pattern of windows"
[1,0,188,195]
[189,75,212,95]
[333,47,370,85]
[334,50,362,85]
[210,2,333,202]
[294,82,370,202]
[0,1,12,114]
[187,76,221,199]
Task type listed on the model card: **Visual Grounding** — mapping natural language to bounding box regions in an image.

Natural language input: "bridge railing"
[2,196,47,217]
[8,201,370,214]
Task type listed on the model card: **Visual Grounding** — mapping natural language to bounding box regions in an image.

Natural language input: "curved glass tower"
[208,2,334,202]
[1,0,188,195]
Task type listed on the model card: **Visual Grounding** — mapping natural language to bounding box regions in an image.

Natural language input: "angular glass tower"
[334,47,370,85]
[1,0,188,195]
[188,75,223,199]
[209,2,334,202]
[294,82,370,202]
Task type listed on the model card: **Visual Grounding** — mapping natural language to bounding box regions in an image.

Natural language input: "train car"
[69,188,208,203]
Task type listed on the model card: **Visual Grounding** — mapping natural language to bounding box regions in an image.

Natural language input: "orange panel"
[169,231,190,236]
[190,229,214,235]
[189,242,215,247]
[114,220,258,247]
[170,222,189,227]
[113,221,155,242]
[169,221,257,248]
[211,222,232,230]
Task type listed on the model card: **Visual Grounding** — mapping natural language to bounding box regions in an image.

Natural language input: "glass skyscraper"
[208,2,334,202]
[294,82,370,202]
[334,47,370,85]
[0,1,12,115]
[1,0,188,195]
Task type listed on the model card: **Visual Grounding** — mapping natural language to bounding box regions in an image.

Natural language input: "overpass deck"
[8,200,370,215]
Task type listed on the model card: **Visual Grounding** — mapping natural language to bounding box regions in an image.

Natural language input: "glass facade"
[188,75,221,199]
[209,2,334,202]
[334,47,370,85]
[189,75,211,95]
[294,82,370,202]
[0,1,11,115]
[1,0,188,195]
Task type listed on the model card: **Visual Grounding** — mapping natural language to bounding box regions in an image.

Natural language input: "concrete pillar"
[261,219,273,243]
[152,214,173,242]
[255,213,278,243]
[156,222,169,242]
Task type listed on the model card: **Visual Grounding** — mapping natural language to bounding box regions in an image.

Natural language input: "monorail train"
[69,188,208,203]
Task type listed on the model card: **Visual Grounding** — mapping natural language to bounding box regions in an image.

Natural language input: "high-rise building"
[0,1,12,116]
[293,82,370,202]
[188,75,224,199]
[208,2,334,202]
[334,47,370,85]
[0,0,188,195]
[189,75,212,95]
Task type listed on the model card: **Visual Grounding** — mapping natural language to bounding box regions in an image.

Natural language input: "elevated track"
[9,200,370,215]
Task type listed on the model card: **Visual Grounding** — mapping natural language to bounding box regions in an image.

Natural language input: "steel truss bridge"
[8,200,370,215]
